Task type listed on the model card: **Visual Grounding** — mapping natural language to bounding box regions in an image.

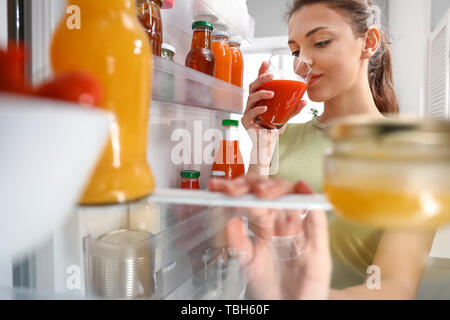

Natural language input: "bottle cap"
[180,170,201,178]
[229,36,242,45]
[222,119,239,127]
[192,21,214,30]
[161,43,176,54]
[211,171,226,177]
[212,31,230,39]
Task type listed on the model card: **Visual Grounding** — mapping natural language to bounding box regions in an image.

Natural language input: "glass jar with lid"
[161,43,176,62]
[180,170,201,190]
[323,116,450,229]
[185,21,216,76]
[211,31,232,82]
[137,0,163,56]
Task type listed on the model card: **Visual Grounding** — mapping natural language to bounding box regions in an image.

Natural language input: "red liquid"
[181,179,200,190]
[255,79,308,129]
[212,140,245,180]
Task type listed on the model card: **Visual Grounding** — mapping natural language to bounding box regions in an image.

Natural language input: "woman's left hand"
[209,175,332,300]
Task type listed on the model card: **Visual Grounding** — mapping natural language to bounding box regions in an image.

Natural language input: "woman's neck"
[317,68,384,123]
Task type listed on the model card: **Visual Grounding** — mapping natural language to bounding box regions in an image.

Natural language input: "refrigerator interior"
[1,0,450,300]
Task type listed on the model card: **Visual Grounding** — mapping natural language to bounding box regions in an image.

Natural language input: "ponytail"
[368,29,399,114]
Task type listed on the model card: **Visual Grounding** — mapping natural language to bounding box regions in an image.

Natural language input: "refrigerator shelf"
[146,188,333,211]
[152,55,245,115]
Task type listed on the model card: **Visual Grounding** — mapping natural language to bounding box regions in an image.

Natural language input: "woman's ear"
[362,27,381,59]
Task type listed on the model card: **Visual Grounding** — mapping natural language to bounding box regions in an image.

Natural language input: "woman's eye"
[314,40,331,47]
[291,50,300,57]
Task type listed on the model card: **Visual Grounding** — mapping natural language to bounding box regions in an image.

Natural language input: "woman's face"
[288,3,366,102]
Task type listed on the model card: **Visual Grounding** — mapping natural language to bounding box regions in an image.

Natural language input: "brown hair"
[287,0,399,114]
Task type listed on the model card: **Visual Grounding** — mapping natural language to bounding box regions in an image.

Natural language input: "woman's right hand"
[242,61,274,132]
[244,62,307,176]
[242,61,308,135]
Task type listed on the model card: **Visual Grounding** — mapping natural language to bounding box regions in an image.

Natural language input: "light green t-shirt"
[272,118,384,290]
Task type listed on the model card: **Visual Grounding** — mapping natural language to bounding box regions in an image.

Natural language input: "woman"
[211,0,435,299]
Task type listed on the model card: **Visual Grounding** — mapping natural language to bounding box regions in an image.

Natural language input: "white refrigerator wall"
[389,0,431,115]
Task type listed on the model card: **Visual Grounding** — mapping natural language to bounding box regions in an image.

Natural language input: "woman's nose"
[299,53,313,66]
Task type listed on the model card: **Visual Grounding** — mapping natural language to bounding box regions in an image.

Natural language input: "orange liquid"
[185,29,216,76]
[255,79,308,129]
[212,140,245,180]
[230,46,244,87]
[51,0,154,205]
[324,183,450,229]
[212,38,231,82]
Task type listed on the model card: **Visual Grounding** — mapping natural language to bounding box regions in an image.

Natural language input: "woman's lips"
[309,74,323,86]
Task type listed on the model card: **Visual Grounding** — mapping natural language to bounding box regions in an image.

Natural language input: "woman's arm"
[247,128,283,177]
[329,228,436,300]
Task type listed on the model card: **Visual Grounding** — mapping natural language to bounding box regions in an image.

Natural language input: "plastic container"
[323,116,450,229]
[51,0,155,205]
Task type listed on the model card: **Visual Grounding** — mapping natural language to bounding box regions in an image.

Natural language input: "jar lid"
[222,119,239,127]
[161,43,176,54]
[325,115,450,147]
[211,170,226,177]
[229,36,242,45]
[192,21,214,30]
[181,170,201,178]
[212,31,230,38]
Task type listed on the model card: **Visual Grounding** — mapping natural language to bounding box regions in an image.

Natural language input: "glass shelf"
[152,56,245,114]
[147,188,332,211]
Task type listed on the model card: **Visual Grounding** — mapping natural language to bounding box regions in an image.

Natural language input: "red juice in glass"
[255,54,312,130]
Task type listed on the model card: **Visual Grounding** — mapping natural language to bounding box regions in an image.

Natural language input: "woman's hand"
[209,175,332,300]
[244,62,307,176]
[243,61,307,134]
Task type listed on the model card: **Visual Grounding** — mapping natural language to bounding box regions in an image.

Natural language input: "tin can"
[84,229,154,299]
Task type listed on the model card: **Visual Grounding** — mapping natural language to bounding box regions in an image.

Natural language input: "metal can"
[84,229,154,299]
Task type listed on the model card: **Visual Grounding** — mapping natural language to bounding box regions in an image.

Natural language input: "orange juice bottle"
[211,31,232,83]
[51,0,155,205]
[212,120,245,180]
[229,36,244,88]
